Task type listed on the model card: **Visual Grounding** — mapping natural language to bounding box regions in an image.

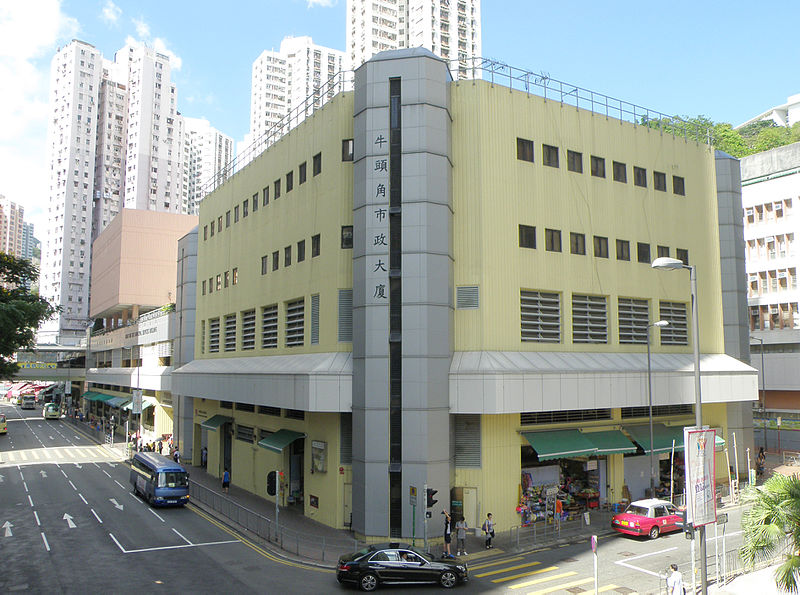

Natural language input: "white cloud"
[101,0,121,25]
[307,0,336,7]
[133,17,150,39]
[0,0,79,236]
[126,19,182,71]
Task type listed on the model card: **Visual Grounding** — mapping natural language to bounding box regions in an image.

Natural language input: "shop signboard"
[684,426,717,527]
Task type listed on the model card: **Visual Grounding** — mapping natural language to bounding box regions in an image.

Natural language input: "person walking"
[173,448,180,464]
[201,446,208,468]
[756,446,766,478]
[442,510,454,558]
[482,513,495,549]
[455,515,468,556]
[666,563,684,594]
[222,468,231,493]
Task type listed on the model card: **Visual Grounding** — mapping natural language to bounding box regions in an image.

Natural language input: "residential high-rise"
[0,195,25,257]
[183,117,234,214]
[346,0,482,78]
[21,222,37,263]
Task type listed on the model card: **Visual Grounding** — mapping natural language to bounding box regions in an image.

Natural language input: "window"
[242,199,248,217]
[241,309,256,350]
[312,234,321,257]
[274,179,281,199]
[286,171,293,192]
[676,248,689,265]
[342,139,354,161]
[210,223,215,238]
[567,150,583,173]
[310,294,320,344]
[454,414,481,468]
[261,255,268,275]
[543,144,559,168]
[203,225,208,240]
[200,321,205,354]
[235,424,254,443]
[285,409,305,420]
[299,162,307,184]
[521,290,561,343]
[232,268,238,285]
[659,301,688,345]
[616,239,630,261]
[519,224,536,249]
[297,240,305,262]
[272,250,279,271]
[313,152,322,176]
[202,280,206,295]
[216,274,222,291]
[591,156,605,178]
[208,318,220,352]
[341,226,353,249]
[613,161,627,183]
[618,297,649,344]
[570,232,586,255]
[594,236,609,258]
[545,229,561,252]
[286,298,304,347]
[633,166,647,188]
[234,206,239,223]
[673,175,685,196]
[517,138,534,162]
[657,245,670,258]
[637,242,650,264]
[654,171,667,191]
[224,314,236,351]
[338,289,353,342]
[252,193,258,212]
[284,246,292,267]
[262,186,269,206]
[572,294,608,344]
[226,211,231,227]
[259,406,281,416]
[224,270,230,288]
[218,216,222,232]
[261,304,278,348]
[208,277,213,293]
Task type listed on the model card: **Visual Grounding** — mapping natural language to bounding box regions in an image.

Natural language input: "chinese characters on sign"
[366,133,390,304]
[684,427,717,527]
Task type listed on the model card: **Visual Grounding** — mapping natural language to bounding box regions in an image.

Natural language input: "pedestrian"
[157,440,163,455]
[455,515,468,556]
[482,513,495,549]
[173,448,180,464]
[201,446,207,468]
[756,446,766,478]
[442,509,454,558]
[666,563,684,594]
[222,468,230,493]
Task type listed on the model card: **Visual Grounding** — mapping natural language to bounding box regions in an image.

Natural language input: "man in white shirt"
[666,563,684,594]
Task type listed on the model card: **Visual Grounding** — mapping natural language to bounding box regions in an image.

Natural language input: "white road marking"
[23,482,28,493]
[91,509,103,524]
[172,528,192,545]
[108,533,239,554]
[149,509,165,523]
[63,513,76,528]
[115,480,126,489]
[79,494,88,505]
[69,481,77,491]
[61,469,68,478]
[28,495,34,507]
[110,498,123,511]
[614,545,677,578]
[102,470,111,478]
[34,511,41,526]
[41,532,50,551]
[3,521,13,536]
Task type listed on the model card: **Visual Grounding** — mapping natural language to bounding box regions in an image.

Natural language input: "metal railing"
[510,508,614,550]
[188,480,363,563]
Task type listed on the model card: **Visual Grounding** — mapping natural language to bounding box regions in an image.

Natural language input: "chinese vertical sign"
[684,427,717,527]
[366,132,390,303]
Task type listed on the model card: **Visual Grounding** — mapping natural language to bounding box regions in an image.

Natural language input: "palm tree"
[740,473,800,593]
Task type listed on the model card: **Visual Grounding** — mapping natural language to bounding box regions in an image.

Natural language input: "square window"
[262,186,269,206]
[274,179,281,199]
[634,166,647,188]
[545,228,561,252]
[591,156,605,178]
[341,225,353,249]
[594,236,609,258]
[272,251,279,271]
[252,194,258,212]
[519,224,536,249]
[517,138,534,162]
[299,162,307,184]
[297,240,306,262]
[616,239,630,261]
[637,242,651,264]
[242,200,249,217]
[567,150,583,173]
[570,232,586,255]
[313,152,322,176]
[234,206,239,222]
[673,175,685,196]
[654,171,667,192]
[543,144,559,168]
[261,255,268,275]
[613,161,627,183]
[286,170,293,192]
[342,139,354,161]
[676,248,689,265]
[312,233,321,257]
[657,245,670,258]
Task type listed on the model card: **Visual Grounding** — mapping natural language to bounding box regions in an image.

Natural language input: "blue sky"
[1,0,798,233]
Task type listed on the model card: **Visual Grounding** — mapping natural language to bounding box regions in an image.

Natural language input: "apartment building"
[183,117,234,214]
[0,195,25,257]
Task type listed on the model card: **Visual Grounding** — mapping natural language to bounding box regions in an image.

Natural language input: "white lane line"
[34,511,41,526]
[127,492,140,501]
[61,469,68,478]
[172,528,193,545]
[115,480,126,490]
[116,539,241,554]
[79,493,88,505]
[28,495,34,507]
[69,480,77,491]
[102,470,111,478]
[149,509,165,523]
[91,509,103,524]
[41,532,51,552]
[23,481,28,493]
[110,533,127,552]
[614,546,677,578]
[709,530,742,541]
[93,463,100,468]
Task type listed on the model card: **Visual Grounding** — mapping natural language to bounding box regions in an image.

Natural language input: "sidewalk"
[709,563,785,594]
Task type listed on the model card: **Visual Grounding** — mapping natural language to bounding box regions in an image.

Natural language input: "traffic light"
[426,488,438,508]
[680,509,694,539]
[267,471,277,496]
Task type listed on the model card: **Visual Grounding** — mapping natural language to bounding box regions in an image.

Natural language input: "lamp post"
[753,336,767,451]
[646,320,670,497]
[652,256,707,595]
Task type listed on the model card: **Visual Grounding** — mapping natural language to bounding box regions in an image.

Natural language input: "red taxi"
[611,498,683,539]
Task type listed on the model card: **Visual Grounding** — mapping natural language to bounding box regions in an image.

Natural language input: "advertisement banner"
[684,427,717,527]
[132,389,143,415]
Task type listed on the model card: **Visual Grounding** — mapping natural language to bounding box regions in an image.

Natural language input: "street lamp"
[647,320,670,498]
[651,256,708,595]
[753,336,767,451]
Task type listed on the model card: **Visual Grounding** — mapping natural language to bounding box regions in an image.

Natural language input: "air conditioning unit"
[775,202,783,211]
[778,271,788,279]
[770,305,779,314]
[745,207,754,216]
[766,236,775,244]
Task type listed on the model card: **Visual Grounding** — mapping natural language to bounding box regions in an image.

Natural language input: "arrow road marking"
[110,499,123,511]
[74,464,82,469]
[40,470,47,478]
[3,521,12,537]
[49,436,54,440]
[63,513,76,528]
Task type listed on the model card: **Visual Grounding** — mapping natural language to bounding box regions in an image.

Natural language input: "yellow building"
[173,49,757,540]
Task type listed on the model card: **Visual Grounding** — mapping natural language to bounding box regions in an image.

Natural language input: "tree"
[0,252,58,379]
[740,473,800,593]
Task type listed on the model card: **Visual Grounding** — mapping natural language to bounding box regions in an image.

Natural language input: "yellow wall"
[450,81,724,355]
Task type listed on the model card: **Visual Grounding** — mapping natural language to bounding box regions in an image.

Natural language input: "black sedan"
[337,543,468,591]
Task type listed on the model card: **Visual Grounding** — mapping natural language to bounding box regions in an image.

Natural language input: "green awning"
[84,392,115,402]
[624,423,686,454]
[106,396,131,408]
[122,396,157,411]
[200,414,233,431]
[581,430,638,455]
[522,430,597,461]
[81,391,103,401]
[257,429,306,453]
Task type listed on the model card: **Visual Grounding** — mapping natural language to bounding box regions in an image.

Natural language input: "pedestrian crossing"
[0,445,124,466]
[470,556,629,594]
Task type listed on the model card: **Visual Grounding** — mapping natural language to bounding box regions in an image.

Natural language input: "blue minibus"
[130,452,189,506]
